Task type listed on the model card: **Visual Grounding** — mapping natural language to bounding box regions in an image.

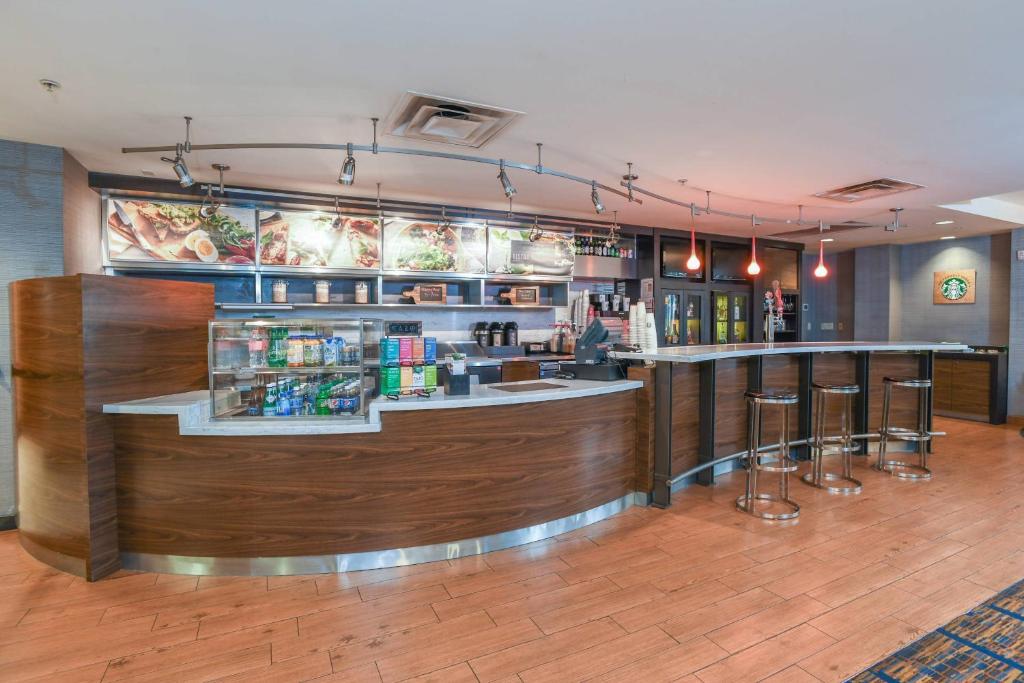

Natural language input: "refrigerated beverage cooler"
[713,291,750,344]
[660,289,704,345]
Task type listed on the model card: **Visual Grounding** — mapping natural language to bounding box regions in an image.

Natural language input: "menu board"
[487,226,574,277]
[258,210,381,269]
[106,199,257,264]
[382,218,486,273]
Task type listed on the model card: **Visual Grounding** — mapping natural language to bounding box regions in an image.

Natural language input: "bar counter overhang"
[612,340,968,507]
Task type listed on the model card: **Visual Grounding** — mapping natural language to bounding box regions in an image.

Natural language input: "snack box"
[411,365,425,390]
[423,364,437,392]
[400,366,413,393]
[381,366,401,395]
[423,337,437,364]
[412,337,425,365]
[399,337,413,366]
[380,338,400,366]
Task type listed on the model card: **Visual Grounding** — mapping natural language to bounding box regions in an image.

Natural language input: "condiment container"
[314,280,330,304]
[271,280,289,303]
[354,281,369,304]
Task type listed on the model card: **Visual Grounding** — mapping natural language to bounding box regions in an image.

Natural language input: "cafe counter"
[11,275,643,581]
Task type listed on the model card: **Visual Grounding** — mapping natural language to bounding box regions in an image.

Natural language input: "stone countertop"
[609,341,969,363]
[102,378,643,436]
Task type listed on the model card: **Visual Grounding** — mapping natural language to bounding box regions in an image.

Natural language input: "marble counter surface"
[103,378,642,436]
[609,341,969,363]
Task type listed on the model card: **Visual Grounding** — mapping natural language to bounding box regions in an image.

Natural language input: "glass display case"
[209,318,382,420]
[713,292,750,344]
[660,289,704,346]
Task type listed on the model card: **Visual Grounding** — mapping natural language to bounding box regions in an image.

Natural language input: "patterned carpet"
[850,578,1024,682]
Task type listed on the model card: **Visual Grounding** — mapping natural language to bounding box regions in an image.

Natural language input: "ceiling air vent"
[814,178,924,203]
[384,92,524,148]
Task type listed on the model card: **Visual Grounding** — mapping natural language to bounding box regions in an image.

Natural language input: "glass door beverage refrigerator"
[660,289,705,345]
[712,291,750,344]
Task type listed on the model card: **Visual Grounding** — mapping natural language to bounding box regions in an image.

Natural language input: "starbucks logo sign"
[939,275,969,301]
[932,269,976,305]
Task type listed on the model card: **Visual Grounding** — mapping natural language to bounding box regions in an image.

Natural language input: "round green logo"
[940,276,969,301]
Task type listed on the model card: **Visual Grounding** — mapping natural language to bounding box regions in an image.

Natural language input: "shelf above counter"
[216,302,559,311]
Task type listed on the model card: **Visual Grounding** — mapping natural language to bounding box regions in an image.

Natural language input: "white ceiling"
[2,0,1024,250]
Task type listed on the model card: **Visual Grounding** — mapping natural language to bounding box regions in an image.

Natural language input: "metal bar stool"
[736,390,800,520]
[802,382,862,494]
[875,376,933,480]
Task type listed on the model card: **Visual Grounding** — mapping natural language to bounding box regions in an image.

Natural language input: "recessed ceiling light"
[940,235,956,240]
[935,220,954,225]
[821,238,835,243]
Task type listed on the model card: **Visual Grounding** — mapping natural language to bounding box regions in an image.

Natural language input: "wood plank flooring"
[1,417,1022,682]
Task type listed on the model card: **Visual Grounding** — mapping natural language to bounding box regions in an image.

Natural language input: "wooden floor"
[2,417,1022,683]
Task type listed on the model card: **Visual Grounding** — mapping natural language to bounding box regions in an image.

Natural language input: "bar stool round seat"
[802,381,862,494]
[736,390,800,521]
[875,376,933,480]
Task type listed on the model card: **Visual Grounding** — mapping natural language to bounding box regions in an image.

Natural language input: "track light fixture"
[199,164,230,218]
[338,143,356,185]
[159,116,194,187]
[161,150,193,188]
[605,211,618,247]
[591,181,605,214]
[437,206,451,236]
[498,160,516,198]
[529,215,543,242]
[622,162,638,202]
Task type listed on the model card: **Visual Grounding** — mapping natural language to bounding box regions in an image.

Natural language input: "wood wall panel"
[761,355,800,440]
[952,359,991,417]
[113,391,637,558]
[868,353,923,430]
[811,352,858,433]
[714,358,749,459]
[933,358,954,412]
[670,363,701,477]
[12,275,213,580]
[628,366,655,492]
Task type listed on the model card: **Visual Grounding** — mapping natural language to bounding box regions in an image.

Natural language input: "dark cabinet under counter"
[934,351,1008,424]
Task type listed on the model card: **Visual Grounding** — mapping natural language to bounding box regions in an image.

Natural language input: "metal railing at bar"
[666,430,948,487]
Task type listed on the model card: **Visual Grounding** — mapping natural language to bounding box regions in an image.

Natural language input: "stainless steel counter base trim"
[120,493,636,576]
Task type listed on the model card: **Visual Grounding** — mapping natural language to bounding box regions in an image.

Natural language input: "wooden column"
[11,275,213,580]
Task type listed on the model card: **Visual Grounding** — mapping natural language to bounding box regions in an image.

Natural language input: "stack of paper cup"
[627,304,638,345]
[644,312,658,352]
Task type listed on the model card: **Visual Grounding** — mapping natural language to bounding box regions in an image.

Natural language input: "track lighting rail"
[123,141,641,204]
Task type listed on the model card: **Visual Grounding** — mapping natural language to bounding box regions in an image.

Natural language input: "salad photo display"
[258,210,381,269]
[487,226,574,276]
[106,200,257,264]
[382,218,486,273]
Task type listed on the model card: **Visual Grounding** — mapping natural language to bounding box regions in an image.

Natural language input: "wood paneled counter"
[612,341,968,506]
[108,381,640,576]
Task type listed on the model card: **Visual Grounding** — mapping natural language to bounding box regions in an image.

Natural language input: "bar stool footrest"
[875,461,932,480]
[801,472,863,494]
[882,427,933,443]
[735,493,800,520]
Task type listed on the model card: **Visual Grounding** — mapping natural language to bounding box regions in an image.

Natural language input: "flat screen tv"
[711,244,751,282]
[661,239,705,279]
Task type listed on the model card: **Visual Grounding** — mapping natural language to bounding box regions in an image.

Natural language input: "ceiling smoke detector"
[384,92,524,148]
[814,178,924,203]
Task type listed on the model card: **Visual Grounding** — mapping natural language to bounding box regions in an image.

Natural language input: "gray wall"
[852,245,902,341]
[0,140,66,519]
[1009,228,1024,416]
[897,233,1011,346]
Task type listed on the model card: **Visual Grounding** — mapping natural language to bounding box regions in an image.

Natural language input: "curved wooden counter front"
[113,391,637,565]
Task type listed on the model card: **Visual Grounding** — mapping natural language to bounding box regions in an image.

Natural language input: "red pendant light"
[814,239,829,278]
[746,233,761,276]
[685,206,701,271]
